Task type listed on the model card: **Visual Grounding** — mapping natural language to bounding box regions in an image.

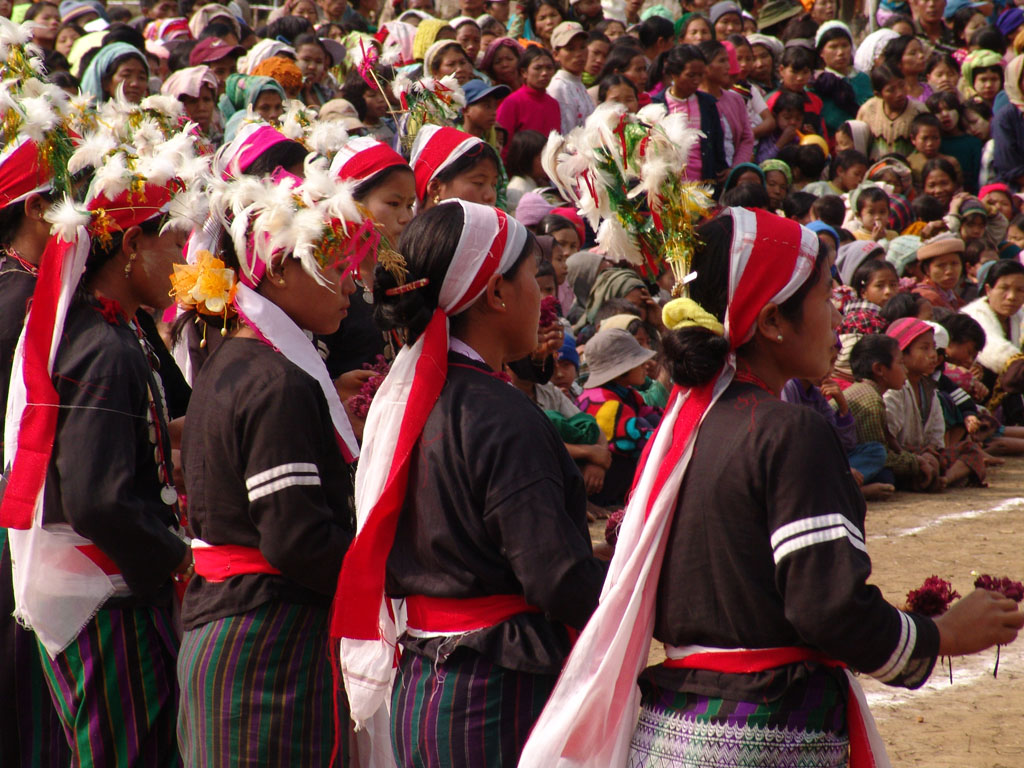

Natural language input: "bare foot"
[861,483,895,501]
[982,452,1006,466]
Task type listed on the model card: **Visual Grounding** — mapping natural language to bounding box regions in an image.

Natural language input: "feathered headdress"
[391,73,465,154]
[541,101,713,291]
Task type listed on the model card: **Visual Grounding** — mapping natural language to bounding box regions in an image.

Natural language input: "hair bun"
[662,326,730,388]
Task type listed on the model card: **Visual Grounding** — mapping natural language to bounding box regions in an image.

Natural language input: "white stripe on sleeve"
[246,462,319,490]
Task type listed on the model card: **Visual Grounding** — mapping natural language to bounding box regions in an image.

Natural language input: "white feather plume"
[596,218,643,265]
[140,93,184,119]
[68,131,117,174]
[17,95,58,142]
[44,195,90,243]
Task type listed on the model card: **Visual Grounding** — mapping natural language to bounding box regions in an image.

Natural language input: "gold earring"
[123,252,136,279]
[433,194,441,205]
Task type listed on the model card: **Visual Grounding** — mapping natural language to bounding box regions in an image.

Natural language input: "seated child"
[907,112,963,188]
[834,256,894,382]
[812,194,847,231]
[805,149,868,197]
[552,334,583,399]
[577,328,661,506]
[856,63,928,159]
[845,333,928,490]
[755,90,806,162]
[847,186,899,243]
[766,44,826,137]
[884,317,987,488]
[913,232,965,311]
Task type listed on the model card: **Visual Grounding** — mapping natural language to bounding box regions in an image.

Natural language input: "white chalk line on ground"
[863,644,1021,711]
[867,497,1024,540]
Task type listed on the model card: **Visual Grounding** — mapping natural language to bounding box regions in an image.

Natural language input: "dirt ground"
[590,456,1024,768]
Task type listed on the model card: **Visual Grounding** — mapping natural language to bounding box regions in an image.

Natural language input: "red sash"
[664,647,880,768]
[404,594,539,634]
[191,544,281,582]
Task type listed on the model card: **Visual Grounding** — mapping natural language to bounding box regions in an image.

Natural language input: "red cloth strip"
[404,594,539,633]
[192,544,282,582]
[75,544,121,576]
[664,647,877,768]
[337,142,406,183]
[0,139,45,210]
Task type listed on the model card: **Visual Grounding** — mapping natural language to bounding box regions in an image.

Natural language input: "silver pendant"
[160,485,179,506]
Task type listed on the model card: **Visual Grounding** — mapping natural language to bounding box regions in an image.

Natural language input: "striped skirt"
[627,676,849,768]
[390,647,557,768]
[36,604,180,768]
[177,601,346,767]
[0,534,70,768]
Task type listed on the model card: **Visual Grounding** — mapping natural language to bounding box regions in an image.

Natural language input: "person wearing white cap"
[547,21,594,134]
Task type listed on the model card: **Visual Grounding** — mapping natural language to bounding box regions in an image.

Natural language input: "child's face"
[779,64,811,92]
[585,39,610,76]
[859,198,891,231]
[750,45,774,83]
[960,212,987,241]
[552,359,578,394]
[964,108,990,140]
[974,71,1002,103]
[923,169,956,208]
[364,86,389,121]
[550,248,569,284]
[820,37,852,73]
[555,36,588,76]
[536,273,557,297]
[834,130,854,152]
[902,332,938,377]
[296,43,327,84]
[944,339,978,368]
[604,82,639,112]
[934,103,959,133]
[672,60,706,99]
[927,61,959,93]
[775,107,804,133]
[764,170,788,208]
[1008,223,1024,249]
[551,227,581,265]
[733,43,753,79]
[877,350,907,391]
[617,363,648,388]
[464,95,500,132]
[862,267,899,306]
[911,124,941,157]
[837,162,867,192]
[623,55,649,90]
[602,20,625,40]
[926,251,963,291]
[878,78,907,110]
[456,23,482,63]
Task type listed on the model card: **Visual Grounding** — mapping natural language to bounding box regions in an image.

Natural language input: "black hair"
[100,51,148,98]
[696,39,725,67]
[795,144,827,180]
[782,190,816,219]
[963,95,992,121]
[597,43,645,83]
[504,129,547,178]
[428,142,501,199]
[661,214,826,387]
[835,148,868,171]
[535,259,556,279]
[881,34,918,77]
[199,20,237,40]
[921,156,959,187]
[0,191,53,246]
[56,20,84,37]
[593,18,624,36]
[352,164,415,201]
[83,215,162,285]
[107,5,133,23]
[47,69,80,90]
[966,60,1004,88]
[102,22,147,51]
[815,24,851,51]
[587,30,611,44]
[41,49,70,75]
[779,14,818,43]
[375,202,537,341]
[856,186,889,214]
[983,259,1024,290]
[879,291,919,323]
[925,51,959,77]
[518,43,556,73]
[539,213,576,236]
[850,334,899,381]
[812,194,845,229]
[341,68,372,117]
[910,112,941,139]
[949,5,985,42]
[726,33,751,50]
[962,237,987,267]
[771,89,806,115]
[850,258,897,297]
[243,139,308,177]
[942,312,986,350]
[166,39,198,72]
[293,32,330,57]
[662,43,705,78]
[636,15,674,49]
[480,16,506,36]
[911,194,945,223]
[256,16,314,43]
[527,0,564,32]
[925,88,966,132]
[969,24,1006,55]
[870,63,902,93]
[597,72,638,101]
[780,44,816,72]
[593,297,642,325]
[882,12,913,29]
[24,2,58,21]
[719,182,771,209]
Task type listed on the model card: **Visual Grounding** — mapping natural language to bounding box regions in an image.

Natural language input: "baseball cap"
[462,78,511,105]
[944,0,986,18]
[550,21,587,49]
[189,37,245,66]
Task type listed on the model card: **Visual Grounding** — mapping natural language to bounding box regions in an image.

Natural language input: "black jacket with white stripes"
[644,381,939,700]
[180,337,355,630]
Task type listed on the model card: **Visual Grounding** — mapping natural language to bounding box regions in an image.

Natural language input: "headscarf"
[961,48,1003,97]
[515,191,556,225]
[412,17,449,60]
[380,20,416,66]
[806,219,839,245]
[479,36,523,77]
[1006,53,1024,112]
[854,28,897,73]
[188,2,241,39]
[79,42,149,102]
[160,64,218,99]
[673,12,697,38]
[842,119,871,156]
[332,201,530,729]
[251,55,303,93]
[423,39,461,76]
[219,73,286,121]
[886,235,922,276]
[566,250,604,307]
[578,267,646,329]
[409,125,485,201]
[330,136,409,188]
[837,240,884,285]
[867,157,912,194]
[760,158,792,185]
[518,208,821,767]
[238,38,295,74]
[814,19,852,50]
[0,137,54,211]
[746,33,783,63]
[722,162,766,192]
